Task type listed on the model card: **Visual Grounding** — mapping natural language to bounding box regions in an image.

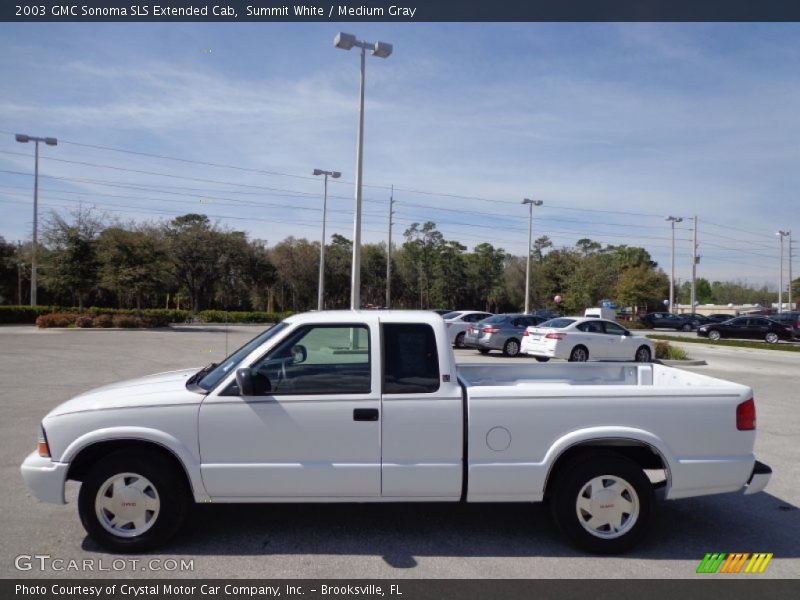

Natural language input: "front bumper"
[20,451,69,504]
[743,460,772,495]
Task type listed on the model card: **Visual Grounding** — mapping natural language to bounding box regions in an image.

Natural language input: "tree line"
[0,209,793,314]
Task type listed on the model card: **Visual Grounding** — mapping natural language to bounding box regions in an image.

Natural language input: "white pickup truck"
[21,310,771,554]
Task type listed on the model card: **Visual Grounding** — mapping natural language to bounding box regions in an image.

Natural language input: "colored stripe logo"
[697,553,773,574]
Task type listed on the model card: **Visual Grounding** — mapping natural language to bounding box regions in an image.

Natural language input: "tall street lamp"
[313,169,341,311]
[777,230,790,313]
[522,198,543,313]
[15,133,57,307]
[334,32,393,310]
[666,216,683,313]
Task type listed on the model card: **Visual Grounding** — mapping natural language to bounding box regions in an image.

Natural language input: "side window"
[730,318,747,326]
[249,325,370,395]
[603,321,627,336]
[383,324,440,394]
[577,321,602,333]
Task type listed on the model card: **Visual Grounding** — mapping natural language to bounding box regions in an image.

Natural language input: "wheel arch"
[543,432,673,499]
[64,431,208,502]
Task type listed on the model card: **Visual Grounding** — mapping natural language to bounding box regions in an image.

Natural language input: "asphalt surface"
[1,324,798,579]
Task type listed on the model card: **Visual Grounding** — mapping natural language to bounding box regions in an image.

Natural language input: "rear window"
[540,318,576,329]
[383,324,440,394]
[482,315,507,324]
[441,311,461,320]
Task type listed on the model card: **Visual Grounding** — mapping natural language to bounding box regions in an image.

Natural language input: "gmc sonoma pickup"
[21,310,771,554]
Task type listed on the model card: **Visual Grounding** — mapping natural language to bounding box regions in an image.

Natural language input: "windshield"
[540,318,576,329]
[195,322,289,391]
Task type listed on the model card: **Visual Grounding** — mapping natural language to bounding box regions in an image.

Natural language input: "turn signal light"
[736,398,756,431]
[38,425,51,458]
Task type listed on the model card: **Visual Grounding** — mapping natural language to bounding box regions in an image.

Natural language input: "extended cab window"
[247,325,370,395]
[383,324,440,394]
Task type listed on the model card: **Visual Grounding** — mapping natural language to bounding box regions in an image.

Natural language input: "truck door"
[380,323,464,499]
[198,323,381,499]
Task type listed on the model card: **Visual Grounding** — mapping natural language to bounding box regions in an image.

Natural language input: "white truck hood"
[46,368,203,417]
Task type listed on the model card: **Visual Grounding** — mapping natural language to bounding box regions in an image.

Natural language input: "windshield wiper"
[187,362,218,386]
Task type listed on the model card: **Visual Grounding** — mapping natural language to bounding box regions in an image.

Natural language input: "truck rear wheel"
[77,450,189,553]
[549,453,654,554]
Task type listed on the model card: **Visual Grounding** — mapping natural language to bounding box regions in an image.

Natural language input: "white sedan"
[442,310,494,347]
[521,317,654,363]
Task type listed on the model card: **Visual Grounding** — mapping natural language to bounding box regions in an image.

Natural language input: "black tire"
[681,323,692,332]
[534,356,550,363]
[765,332,779,344]
[708,330,721,341]
[634,346,651,363]
[454,332,466,348]
[478,348,490,355]
[78,450,189,553]
[503,338,521,357]
[549,452,655,554]
[569,346,589,362]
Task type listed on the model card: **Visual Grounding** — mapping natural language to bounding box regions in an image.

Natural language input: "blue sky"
[1,22,798,287]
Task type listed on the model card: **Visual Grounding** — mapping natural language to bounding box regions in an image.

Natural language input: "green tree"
[41,208,103,310]
[615,266,669,311]
[98,225,169,310]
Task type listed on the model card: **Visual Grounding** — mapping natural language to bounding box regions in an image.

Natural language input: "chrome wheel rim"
[95,472,160,538]
[765,333,778,343]
[576,475,639,539]
[506,340,519,356]
[709,331,721,340]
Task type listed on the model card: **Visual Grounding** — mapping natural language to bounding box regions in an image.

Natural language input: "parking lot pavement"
[2,325,799,579]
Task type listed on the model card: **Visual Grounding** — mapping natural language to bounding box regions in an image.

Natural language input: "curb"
[655,359,707,366]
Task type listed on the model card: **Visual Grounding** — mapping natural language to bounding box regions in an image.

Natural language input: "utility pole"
[777,230,790,313]
[690,216,698,313]
[16,241,23,305]
[666,216,683,313]
[790,232,794,310]
[385,185,394,308]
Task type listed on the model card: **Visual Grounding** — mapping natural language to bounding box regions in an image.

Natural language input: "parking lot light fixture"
[666,216,683,313]
[334,32,393,310]
[15,133,58,306]
[777,230,790,313]
[522,198,544,314]
[313,169,341,311]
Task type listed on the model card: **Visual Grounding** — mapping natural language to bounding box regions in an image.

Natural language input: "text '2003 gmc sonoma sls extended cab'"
[21,310,771,554]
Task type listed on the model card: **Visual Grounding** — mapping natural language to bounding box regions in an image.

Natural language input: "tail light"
[545,332,566,340]
[482,326,499,334]
[38,425,51,458]
[523,330,529,336]
[736,398,756,431]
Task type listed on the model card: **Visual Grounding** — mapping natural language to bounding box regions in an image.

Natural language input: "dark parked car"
[697,316,793,343]
[639,312,698,331]
[463,313,547,356]
[766,311,800,339]
[681,313,715,325]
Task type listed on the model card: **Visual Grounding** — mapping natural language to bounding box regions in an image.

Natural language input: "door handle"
[353,408,379,422]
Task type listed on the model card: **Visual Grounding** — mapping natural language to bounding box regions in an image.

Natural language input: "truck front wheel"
[550,453,654,554]
[77,450,189,553]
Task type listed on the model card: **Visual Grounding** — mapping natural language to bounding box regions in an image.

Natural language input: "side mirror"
[236,368,254,396]
[623,330,632,336]
[291,344,308,364]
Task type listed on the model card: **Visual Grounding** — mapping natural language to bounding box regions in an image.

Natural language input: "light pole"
[666,216,683,313]
[334,32,393,310]
[15,133,57,307]
[313,169,341,311]
[777,230,790,313]
[522,198,543,313]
